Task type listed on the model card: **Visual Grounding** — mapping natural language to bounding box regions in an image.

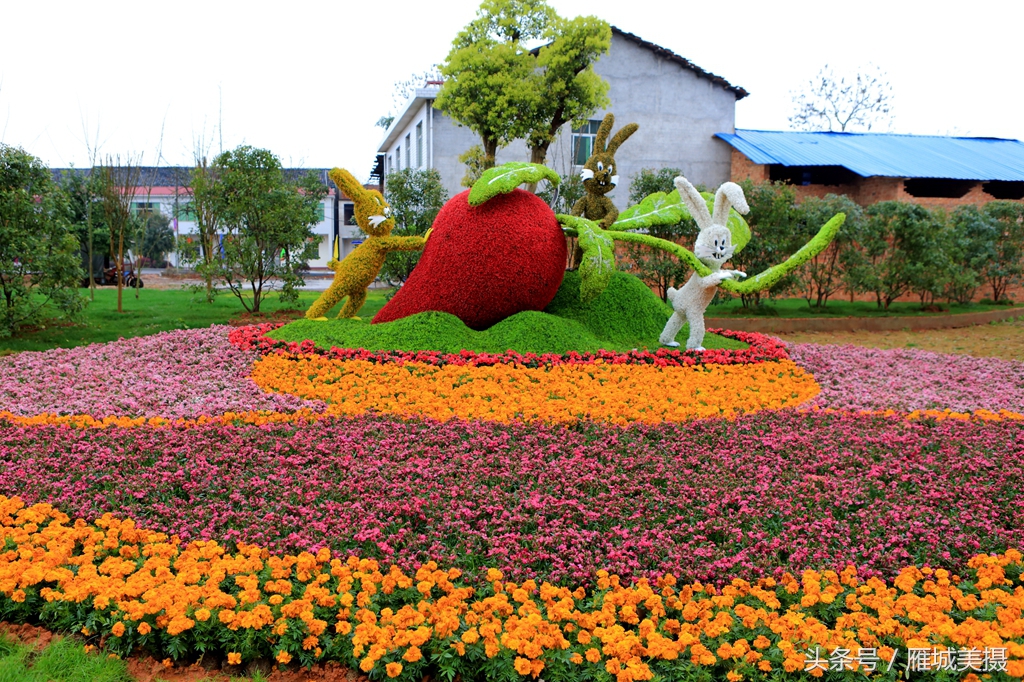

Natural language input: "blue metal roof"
[715,129,1024,181]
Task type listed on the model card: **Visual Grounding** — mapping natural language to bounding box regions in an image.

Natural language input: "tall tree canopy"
[435,0,610,169]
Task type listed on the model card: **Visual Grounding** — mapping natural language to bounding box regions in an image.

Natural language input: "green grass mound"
[269,271,747,353]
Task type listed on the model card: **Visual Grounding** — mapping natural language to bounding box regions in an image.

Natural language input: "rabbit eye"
[597,161,604,172]
[609,165,614,174]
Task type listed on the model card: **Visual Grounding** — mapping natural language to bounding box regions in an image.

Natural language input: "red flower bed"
[227,323,789,367]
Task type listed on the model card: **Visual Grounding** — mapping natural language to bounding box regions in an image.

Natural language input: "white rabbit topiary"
[660,177,749,351]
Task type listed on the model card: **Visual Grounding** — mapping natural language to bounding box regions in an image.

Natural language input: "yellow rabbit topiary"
[306,168,429,320]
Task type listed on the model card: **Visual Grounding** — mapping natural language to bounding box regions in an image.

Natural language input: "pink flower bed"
[788,343,1024,414]
[0,327,322,419]
[1,411,1019,585]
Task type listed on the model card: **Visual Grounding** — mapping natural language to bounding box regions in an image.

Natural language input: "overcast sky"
[2,0,1021,180]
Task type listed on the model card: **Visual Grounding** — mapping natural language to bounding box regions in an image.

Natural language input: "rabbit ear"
[674,176,712,230]
[328,168,364,201]
[593,113,615,154]
[711,182,749,226]
[607,122,638,156]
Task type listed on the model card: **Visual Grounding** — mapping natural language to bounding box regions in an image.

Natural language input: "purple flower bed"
[0,327,322,419]
[788,342,1024,414]
[1,411,1019,585]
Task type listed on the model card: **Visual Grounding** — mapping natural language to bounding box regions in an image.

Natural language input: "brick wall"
[729,149,769,183]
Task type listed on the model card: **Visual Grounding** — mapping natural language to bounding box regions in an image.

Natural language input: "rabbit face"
[355,190,395,237]
[693,225,735,270]
[580,153,619,197]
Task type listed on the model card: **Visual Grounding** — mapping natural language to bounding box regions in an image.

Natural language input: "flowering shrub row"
[0,496,1021,680]
[0,326,320,419]
[789,342,1024,416]
[249,353,819,424]
[228,323,791,367]
[1,412,1020,585]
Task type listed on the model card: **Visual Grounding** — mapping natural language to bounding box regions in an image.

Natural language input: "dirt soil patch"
[773,316,1024,362]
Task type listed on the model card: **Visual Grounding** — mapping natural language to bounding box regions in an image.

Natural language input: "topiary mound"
[269,271,746,354]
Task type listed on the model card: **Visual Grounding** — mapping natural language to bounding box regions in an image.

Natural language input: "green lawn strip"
[708,295,1018,318]
[0,634,132,682]
[268,272,747,353]
[0,287,392,354]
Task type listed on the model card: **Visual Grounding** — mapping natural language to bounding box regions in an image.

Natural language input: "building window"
[572,120,603,166]
[405,134,412,171]
[132,201,159,216]
[396,145,402,171]
[416,122,423,167]
[343,203,355,225]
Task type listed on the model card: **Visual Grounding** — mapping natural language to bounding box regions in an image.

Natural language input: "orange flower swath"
[0,496,1021,679]
[248,355,821,424]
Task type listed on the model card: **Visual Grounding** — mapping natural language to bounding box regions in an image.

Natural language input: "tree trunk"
[482,138,498,170]
[116,232,124,313]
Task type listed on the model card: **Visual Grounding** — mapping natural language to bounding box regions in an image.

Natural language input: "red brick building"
[716,130,1024,208]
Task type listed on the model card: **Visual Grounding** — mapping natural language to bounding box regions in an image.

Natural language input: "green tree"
[981,201,1024,302]
[141,212,175,267]
[437,0,611,175]
[938,205,996,305]
[95,155,142,313]
[380,168,448,287]
[732,180,802,307]
[0,144,86,337]
[60,168,110,287]
[525,15,611,166]
[178,158,223,302]
[845,201,936,309]
[620,168,696,301]
[792,194,863,307]
[435,0,549,168]
[205,145,327,313]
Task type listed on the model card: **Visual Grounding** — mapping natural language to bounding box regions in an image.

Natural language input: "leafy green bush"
[0,145,87,337]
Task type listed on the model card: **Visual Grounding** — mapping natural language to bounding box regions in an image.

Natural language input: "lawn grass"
[708,295,1017,318]
[0,634,132,682]
[0,286,392,354]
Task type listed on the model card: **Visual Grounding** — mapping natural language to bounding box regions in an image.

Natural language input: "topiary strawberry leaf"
[468,162,560,206]
[612,190,685,231]
[558,214,615,303]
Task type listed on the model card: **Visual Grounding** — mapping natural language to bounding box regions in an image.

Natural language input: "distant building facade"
[718,129,1024,208]
[377,27,748,209]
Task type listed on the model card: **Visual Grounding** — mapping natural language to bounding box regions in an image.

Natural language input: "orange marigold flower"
[386,662,403,678]
[570,653,583,664]
[276,650,292,664]
[111,622,125,637]
[514,657,532,675]
[194,608,210,622]
[403,646,422,663]
[138,622,152,636]
[586,648,602,663]
[753,635,770,649]
[727,672,743,682]
[360,657,374,672]
[758,660,772,672]
[227,652,242,665]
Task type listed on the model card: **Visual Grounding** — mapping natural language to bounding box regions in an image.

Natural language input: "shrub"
[0,145,86,337]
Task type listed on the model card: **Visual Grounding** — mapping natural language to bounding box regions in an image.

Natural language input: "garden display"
[0,158,1021,681]
[306,168,429,320]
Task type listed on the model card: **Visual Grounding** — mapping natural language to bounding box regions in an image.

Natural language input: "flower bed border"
[0,497,1021,680]
[228,323,790,367]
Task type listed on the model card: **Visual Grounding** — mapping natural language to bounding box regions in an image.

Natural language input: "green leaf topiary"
[468,162,561,206]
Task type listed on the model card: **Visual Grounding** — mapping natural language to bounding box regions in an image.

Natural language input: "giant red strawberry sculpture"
[372,164,566,330]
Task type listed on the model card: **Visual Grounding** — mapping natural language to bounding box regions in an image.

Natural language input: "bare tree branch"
[789,64,894,132]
